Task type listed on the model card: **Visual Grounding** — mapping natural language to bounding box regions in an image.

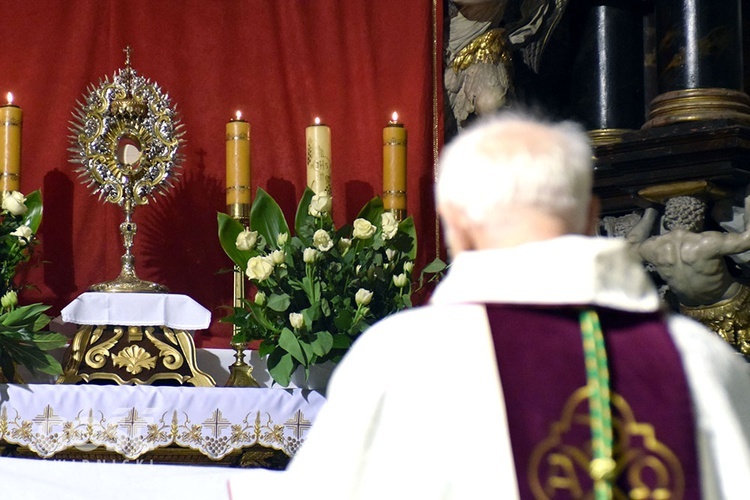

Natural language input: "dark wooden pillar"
[644,0,750,127]
[571,0,645,145]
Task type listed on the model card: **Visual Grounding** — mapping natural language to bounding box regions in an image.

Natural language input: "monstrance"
[69,47,184,292]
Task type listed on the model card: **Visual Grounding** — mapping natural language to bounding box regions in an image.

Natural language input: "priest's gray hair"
[436,111,593,234]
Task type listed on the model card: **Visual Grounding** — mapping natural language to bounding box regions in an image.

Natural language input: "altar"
[0,382,325,468]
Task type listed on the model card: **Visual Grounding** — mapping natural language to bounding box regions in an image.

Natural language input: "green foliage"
[0,303,66,381]
[0,190,67,380]
[218,187,418,386]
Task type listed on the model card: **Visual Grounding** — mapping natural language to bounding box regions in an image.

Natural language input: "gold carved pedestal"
[58,324,215,386]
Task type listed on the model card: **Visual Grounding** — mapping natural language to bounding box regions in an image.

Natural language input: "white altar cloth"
[61,292,210,330]
[0,455,268,500]
[0,383,325,460]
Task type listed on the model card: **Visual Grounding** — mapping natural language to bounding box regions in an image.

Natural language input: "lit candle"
[226,110,251,210]
[0,92,22,193]
[382,111,406,213]
[305,117,331,195]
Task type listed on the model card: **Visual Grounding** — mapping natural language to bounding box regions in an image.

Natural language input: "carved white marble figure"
[445,0,568,130]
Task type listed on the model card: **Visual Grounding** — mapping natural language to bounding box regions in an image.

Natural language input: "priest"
[230,110,750,499]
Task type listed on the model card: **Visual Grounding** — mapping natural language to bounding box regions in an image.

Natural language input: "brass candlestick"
[385,205,406,223]
[225,342,260,388]
[224,204,260,387]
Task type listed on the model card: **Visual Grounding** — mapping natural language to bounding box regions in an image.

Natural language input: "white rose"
[381,212,399,240]
[246,255,274,281]
[393,273,409,288]
[308,193,332,217]
[11,225,32,246]
[403,261,415,273]
[338,237,351,254]
[313,229,334,252]
[236,229,258,251]
[254,291,266,306]
[352,218,376,239]
[355,288,373,307]
[303,248,319,263]
[270,249,286,265]
[386,248,397,261]
[289,312,304,330]
[2,191,27,216]
[277,232,289,246]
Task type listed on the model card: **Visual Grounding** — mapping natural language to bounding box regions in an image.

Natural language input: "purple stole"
[486,305,701,500]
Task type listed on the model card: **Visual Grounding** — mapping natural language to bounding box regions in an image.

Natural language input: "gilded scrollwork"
[144,327,184,370]
[84,326,123,370]
[58,324,215,387]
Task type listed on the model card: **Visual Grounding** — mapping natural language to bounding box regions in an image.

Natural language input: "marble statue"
[626,193,750,356]
[445,0,568,130]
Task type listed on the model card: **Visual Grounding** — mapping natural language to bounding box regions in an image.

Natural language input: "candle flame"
[6,92,13,105]
[391,111,399,122]
[235,110,242,120]
[314,117,321,125]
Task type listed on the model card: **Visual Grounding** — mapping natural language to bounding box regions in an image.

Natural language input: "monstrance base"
[88,275,168,293]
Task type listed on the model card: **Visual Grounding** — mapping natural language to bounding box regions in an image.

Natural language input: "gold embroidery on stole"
[528,386,685,499]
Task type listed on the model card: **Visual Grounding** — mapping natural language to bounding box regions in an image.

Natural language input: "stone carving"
[626,187,750,356]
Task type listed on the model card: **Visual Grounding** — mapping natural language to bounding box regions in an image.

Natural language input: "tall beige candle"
[0,93,22,193]
[306,117,331,195]
[382,112,406,211]
[226,111,251,207]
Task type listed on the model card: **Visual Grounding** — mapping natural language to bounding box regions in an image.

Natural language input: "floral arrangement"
[0,190,66,382]
[218,188,417,386]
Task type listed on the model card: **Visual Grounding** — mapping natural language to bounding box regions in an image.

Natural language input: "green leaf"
[294,188,316,246]
[421,257,447,274]
[1,303,50,327]
[333,309,353,332]
[244,300,277,334]
[33,313,52,331]
[217,212,253,271]
[396,216,418,260]
[257,340,276,358]
[30,332,68,351]
[267,293,291,312]
[311,330,334,357]
[278,328,306,364]
[250,188,290,250]
[22,190,43,233]
[356,195,384,225]
[36,354,62,375]
[298,338,315,363]
[331,334,353,349]
[267,349,295,387]
[0,351,15,381]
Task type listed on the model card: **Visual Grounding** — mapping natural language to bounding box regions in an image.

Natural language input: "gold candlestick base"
[385,208,406,222]
[588,128,633,147]
[643,88,750,128]
[225,342,260,387]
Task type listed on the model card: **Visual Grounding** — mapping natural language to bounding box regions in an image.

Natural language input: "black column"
[645,0,750,127]
[655,0,742,92]
[571,0,645,143]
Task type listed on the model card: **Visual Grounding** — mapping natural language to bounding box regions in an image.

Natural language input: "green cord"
[580,309,615,500]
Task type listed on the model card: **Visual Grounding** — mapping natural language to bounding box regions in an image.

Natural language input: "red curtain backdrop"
[0,1,443,347]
